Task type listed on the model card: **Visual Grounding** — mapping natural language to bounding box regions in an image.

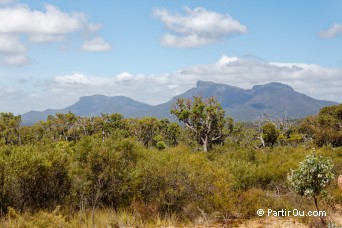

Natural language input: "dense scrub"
[299,104,342,147]
[0,103,341,226]
[0,140,341,226]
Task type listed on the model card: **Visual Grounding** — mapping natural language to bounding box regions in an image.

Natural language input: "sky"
[0,0,341,114]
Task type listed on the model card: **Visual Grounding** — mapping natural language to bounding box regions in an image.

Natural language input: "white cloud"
[153,7,247,48]
[29,34,65,43]
[0,4,89,36]
[160,33,212,48]
[181,55,342,102]
[319,23,342,38]
[0,3,109,65]
[81,37,111,51]
[2,54,30,66]
[0,35,26,53]
[43,72,173,105]
[43,55,342,108]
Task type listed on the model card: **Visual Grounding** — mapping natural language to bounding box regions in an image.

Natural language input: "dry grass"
[1,206,341,228]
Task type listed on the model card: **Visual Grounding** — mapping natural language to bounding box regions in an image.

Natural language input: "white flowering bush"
[288,152,334,225]
[288,152,334,198]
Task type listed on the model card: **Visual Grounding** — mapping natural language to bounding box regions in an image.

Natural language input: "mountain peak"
[196,80,216,88]
[252,82,294,91]
[79,94,107,100]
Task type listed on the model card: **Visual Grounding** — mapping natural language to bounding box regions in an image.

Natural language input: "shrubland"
[0,101,341,227]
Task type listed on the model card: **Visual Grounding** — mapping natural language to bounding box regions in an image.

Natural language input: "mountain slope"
[143,81,337,121]
[22,95,152,125]
[21,81,338,124]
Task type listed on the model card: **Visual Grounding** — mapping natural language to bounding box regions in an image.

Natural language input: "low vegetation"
[0,98,341,227]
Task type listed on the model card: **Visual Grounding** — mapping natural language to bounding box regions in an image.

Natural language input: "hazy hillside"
[21,81,338,124]
[22,95,152,125]
[136,81,338,121]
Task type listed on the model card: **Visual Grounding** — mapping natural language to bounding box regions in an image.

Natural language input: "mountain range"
[21,81,338,125]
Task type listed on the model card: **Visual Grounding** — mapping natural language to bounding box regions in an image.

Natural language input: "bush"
[4,145,71,211]
[299,104,342,147]
[71,137,140,211]
[134,146,232,219]
[262,123,279,146]
[0,155,7,213]
[238,188,271,218]
[156,141,166,150]
[288,152,335,225]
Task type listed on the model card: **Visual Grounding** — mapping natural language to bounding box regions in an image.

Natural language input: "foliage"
[299,104,342,147]
[160,120,182,147]
[288,152,335,225]
[0,101,341,225]
[288,152,334,198]
[71,137,139,212]
[1,145,71,211]
[134,146,232,219]
[262,122,280,146]
[156,141,166,150]
[171,96,227,152]
[0,112,21,145]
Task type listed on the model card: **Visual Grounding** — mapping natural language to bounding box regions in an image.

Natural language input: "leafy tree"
[0,113,21,145]
[100,113,127,141]
[126,117,161,148]
[299,104,342,147]
[262,123,279,146]
[253,112,292,147]
[18,126,35,145]
[288,153,334,225]
[160,119,182,147]
[171,96,227,152]
[77,116,103,138]
[46,112,78,141]
[225,120,250,147]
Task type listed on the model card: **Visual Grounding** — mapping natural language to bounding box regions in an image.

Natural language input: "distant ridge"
[21,81,338,125]
[22,95,151,125]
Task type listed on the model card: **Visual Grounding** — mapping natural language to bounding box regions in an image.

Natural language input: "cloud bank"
[153,7,247,48]
[3,55,336,114]
[0,3,111,66]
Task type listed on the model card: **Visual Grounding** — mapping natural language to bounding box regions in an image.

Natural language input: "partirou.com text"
[257,208,326,217]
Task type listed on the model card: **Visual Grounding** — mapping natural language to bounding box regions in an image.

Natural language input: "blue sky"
[0,0,341,114]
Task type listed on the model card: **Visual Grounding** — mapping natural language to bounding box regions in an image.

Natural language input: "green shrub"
[238,188,271,218]
[262,123,279,146]
[156,141,166,150]
[4,145,71,211]
[134,146,232,219]
[71,137,140,211]
[288,152,334,225]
